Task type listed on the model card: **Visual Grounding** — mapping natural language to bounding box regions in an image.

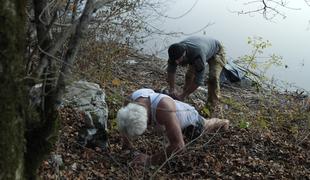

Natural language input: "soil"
[39,54,310,179]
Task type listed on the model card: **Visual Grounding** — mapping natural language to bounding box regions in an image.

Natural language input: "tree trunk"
[0,1,109,179]
[0,0,26,179]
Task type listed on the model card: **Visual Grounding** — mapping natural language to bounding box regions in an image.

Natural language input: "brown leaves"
[111,78,121,87]
[39,54,310,179]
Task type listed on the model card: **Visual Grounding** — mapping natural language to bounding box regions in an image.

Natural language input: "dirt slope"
[39,54,310,179]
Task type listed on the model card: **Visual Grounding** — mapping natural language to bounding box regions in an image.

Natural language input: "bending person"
[167,36,227,108]
[117,88,229,166]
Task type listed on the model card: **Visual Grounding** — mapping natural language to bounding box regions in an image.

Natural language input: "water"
[142,0,310,92]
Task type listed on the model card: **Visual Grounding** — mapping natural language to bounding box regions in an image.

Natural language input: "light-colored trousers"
[185,44,226,105]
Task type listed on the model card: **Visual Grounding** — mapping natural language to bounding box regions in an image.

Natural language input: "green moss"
[0,0,27,179]
[221,97,244,111]
[24,111,60,180]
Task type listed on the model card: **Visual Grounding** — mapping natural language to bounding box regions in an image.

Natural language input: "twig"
[230,0,301,20]
[296,132,310,146]
[147,0,200,19]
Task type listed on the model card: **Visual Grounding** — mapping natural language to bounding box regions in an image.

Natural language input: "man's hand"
[181,82,199,101]
[167,72,176,93]
[168,89,183,101]
[168,88,177,96]
[177,93,186,101]
[171,92,186,101]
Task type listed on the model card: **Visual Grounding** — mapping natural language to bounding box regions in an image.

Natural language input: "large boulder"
[63,81,108,128]
[62,80,108,149]
[30,80,109,149]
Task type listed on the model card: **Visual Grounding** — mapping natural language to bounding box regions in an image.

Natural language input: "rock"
[29,83,43,107]
[30,80,109,149]
[62,80,108,129]
[71,163,77,171]
[62,80,108,149]
[50,154,63,167]
[125,59,138,64]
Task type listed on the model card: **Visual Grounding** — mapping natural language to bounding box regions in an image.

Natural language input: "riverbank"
[39,53,309,179]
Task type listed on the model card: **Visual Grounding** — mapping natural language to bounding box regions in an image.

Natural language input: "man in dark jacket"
[167,36,227,108]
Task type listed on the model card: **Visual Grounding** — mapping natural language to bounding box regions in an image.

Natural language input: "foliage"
[75,40,130,84]
[1,0,165,178]
[221,97,244,111]
[71,0,169,85]
[105,88,125,119]
[238,118,250,129]
[39,55,310,179]
[2,0,309,179]
[90,0,147,45]
[234,36,283,89]
[200,106,211,117]
[18,0,168,178]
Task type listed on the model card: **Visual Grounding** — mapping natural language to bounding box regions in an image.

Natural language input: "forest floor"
[39,53,310,179]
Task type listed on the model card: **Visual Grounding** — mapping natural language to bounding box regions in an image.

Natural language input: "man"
[117,88,229,166]
[167,36,227,107]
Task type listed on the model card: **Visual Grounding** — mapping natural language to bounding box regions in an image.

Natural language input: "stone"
[30,80,109,149]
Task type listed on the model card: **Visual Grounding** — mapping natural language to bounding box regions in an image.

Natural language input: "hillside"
[39,53,310,179]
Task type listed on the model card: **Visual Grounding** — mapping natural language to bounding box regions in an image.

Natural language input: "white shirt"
[131,88,200,129]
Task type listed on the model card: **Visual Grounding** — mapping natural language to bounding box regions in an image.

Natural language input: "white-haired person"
[117,88,229,166]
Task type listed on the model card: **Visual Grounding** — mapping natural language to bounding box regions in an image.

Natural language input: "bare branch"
[146,0,200,19]
[38,0,57,26]
[29,22,77,76]
[71,0,79,23]
[232,0,302,20]
[54,0,110,106]
[296,132,310,145]
[94,0,115,10]
[182,22,215,36]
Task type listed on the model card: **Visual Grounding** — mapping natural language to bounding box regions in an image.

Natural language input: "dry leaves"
[39,55,309,179]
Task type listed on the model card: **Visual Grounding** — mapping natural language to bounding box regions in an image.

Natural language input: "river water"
[141,0,310,92]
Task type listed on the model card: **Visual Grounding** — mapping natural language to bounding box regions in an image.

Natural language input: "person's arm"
[148,98,185,164]
[179,82,199,100]
[179,57,205,100]
[167,72,176,93]
[167,61,178,94]
[131,98,185,166]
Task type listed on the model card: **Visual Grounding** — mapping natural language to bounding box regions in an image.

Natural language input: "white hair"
[117,103,148,137]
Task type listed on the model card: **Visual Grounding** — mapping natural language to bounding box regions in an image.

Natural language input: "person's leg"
[207,45,226,106]
[207,45,227,118]
[202,117,229,133]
